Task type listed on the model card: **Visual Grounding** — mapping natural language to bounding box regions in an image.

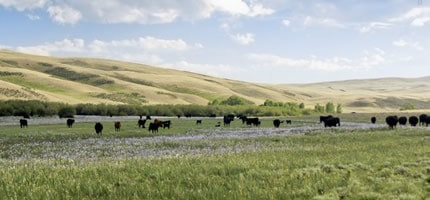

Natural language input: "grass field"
[0,115,429,199]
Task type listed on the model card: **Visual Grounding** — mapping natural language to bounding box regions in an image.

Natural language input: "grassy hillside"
[1,50,430,112]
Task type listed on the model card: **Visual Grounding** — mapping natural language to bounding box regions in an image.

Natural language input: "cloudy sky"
[1,0,429,84]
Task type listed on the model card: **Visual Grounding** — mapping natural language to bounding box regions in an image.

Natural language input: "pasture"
[0,114,429,199]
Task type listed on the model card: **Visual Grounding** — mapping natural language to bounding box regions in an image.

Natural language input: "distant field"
[0,114,429,199]
[2,50,430,112]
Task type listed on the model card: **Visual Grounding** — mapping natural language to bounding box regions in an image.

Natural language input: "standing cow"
[409,116,419,126]
[398,116,407,126]
[95,122,103,134]
[20,119,28,128]
[371,117,376,124]
[385,115,398,129]
[114,121,121,132]
[66,119,75,128]
[273,119,283,128]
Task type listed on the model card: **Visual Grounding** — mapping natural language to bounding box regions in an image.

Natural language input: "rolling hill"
[1,49,429,112]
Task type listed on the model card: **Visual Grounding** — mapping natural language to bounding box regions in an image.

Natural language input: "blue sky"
[1,0,429,84]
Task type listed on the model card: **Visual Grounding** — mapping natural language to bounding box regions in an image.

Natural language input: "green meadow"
[0,116,429,199]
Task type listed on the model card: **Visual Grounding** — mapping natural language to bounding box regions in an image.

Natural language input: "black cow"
[161,120,171,129]
[66,119,75,128]
[385,115,398,129]
[20,119,28,128]
[114,121,121,132]
[398,116,407,126]
[95,122,103,134]
[239,115,247,124]
[196,120,202,125]
[209,114,216,118]
[246,117,260,127]
[320,115,333,123]
[321,116,340,127]
[138,119,147,128]
[285,120,292,125]
[371,116,376,124]
[148,122,159,133]
[419,114,427,126]
[409,116,419,126]
[273,119,284,128]
[223,115,234,126]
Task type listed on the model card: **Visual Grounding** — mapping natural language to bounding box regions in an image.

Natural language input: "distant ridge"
[1,50,430,112]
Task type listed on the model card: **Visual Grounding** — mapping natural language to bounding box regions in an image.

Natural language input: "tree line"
[0,98,342,118]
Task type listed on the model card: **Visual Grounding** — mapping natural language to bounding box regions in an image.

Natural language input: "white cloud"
[247,49,386,71]
[10,36,199,66]
[27,13,40,20]
[0,0,47,11]
[1,0,274,25]
[390,7,430,27]
[392,39,424,50]
[303,16,345,28]
[282,19,290,27]
[47,5,82,25]
[359,22,393,33]
[231,33,255,45]
[15,38,85,56]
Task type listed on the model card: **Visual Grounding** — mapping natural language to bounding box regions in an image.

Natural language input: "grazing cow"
[114,121,121,132]
[19,119,28,128]
[273,119,283,128]
[371,117,376,124]
[66,119,75,128]
[321,116,340,127]
[153,119,171,129]
[398,116,407,126]
[161,120,171,129]
[196,120,202,125]
[385,116,398,129]
[320,115,333,123]
[246,117,260,127]
[419,114,428,126]
[286,120,292,125]
[138,119,147,128]
[238,115,247,124]
[148,122,159,133]
[95,122,103,134]
[409,116,419,126]
[223,116,233,126]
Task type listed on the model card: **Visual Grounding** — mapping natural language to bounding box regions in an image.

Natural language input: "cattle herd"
[15,113,430,134]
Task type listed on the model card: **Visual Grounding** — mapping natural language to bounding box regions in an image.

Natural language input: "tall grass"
[0,117,429,199]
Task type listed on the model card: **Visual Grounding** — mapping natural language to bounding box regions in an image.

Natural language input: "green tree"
[326,102,335,113]
[336,104,343,113]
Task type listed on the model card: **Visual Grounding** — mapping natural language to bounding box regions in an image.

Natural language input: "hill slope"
[1,50,429,112]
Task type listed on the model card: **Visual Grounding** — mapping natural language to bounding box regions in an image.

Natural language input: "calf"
[196,120,202,125]
[114,121,121,132]
[371,117,376,124]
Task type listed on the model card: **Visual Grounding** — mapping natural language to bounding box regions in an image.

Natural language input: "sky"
[0,0,429,84]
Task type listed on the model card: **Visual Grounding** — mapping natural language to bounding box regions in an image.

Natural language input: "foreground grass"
[0,119,429,199]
